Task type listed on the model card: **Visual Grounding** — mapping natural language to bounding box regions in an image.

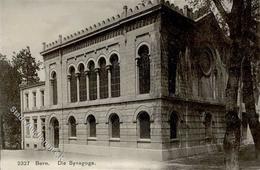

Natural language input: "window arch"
[138,112,151,139]
[170,112,179,139]
[109,114,120,138]
[137,45,150,94]
[78,64,87,101]
[87,115,96,137]
[68,116,77,137]
[51,71,58,105]
[110,54,120,97]
[99,57,108,99]
[88,61,97,100]
[69,67,77,103]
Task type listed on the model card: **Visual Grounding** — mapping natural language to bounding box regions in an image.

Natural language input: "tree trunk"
[223,44,242,170]
[242,58,260,159]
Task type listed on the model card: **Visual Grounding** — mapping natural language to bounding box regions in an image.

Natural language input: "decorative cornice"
[20,81,45,90]
[40,0,209,58]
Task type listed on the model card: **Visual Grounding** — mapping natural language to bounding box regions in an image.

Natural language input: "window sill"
[137,139,151,143]
[109,138,120,142]
[170,138,180,143]
[87,137,97,141]
[69,137,77,140]
[40,106,45,109]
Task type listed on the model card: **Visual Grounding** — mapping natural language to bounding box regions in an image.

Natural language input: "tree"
[12,46,41,85]
[0,53,9,149]
[186,0,260,170]
[0,47,41,149]
[0,53,21,149]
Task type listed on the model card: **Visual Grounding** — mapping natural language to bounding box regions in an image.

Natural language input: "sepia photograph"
[0,0,260,169]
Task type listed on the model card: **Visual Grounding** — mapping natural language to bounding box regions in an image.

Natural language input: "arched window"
[68,116,77,137]
[99,58,108,99]
[70,67,77,103]
[110,54,120,97]
[168,47,179,94]
[138,112,151,139]
[88,61,97,100]
[51,72,58,105]
[137,45,150,94]
[170,112,179,139]
[87,115,96,137]
[78,64,87,101]
[204,112,213,139]
[109,114,120,138]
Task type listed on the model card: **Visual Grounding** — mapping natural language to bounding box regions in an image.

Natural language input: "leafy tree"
[0,53,21,149]
[186,0,260,169]
[0,47,41,149]
[12,46,41,85]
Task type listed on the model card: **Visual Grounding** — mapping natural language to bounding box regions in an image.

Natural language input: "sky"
[0,0,186,80]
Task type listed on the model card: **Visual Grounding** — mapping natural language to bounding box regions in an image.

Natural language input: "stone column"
[76,72,80,102]
[95,68,100,99]
[135,57,140,95]
[106,65,112,98]
[67,75,71,103]
[85,71,90,101]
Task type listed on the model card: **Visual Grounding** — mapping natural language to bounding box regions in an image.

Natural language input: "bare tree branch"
[211,0,230,24]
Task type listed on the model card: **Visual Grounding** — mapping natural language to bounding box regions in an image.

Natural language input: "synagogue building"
[20,0,232,160]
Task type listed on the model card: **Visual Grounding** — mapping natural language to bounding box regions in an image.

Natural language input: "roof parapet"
[42,0,208,53]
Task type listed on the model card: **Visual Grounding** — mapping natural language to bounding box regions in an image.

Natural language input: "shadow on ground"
[164,144,260,170]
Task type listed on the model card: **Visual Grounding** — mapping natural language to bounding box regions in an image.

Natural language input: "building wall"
[21,3,229,161]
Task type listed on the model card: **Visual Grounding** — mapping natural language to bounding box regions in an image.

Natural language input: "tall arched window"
[51,72,58,105]
[168,47,179,94]
[70,67,77,103]
[88,61,97,100]
[138,112,151,139]
[68,116,77,137]
[110,54,120,97]
[170,112,179,139]
[109,114,120,138]
[78,64,87,101]
[99,58,108,99]
[137,45,150,94]
[87,115,96,137]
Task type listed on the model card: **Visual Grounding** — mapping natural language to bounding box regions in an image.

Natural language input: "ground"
[1,145,260,170]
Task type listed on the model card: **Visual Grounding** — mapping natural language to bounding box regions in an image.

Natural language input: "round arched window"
[199,49,213,76]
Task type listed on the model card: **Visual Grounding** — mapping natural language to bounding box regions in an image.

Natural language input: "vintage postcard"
[0,0,259,170]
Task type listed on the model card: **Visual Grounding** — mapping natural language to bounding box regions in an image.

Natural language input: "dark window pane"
[99,58,108,99]
[168,48,179,94]
[204,112,212,138]
[52,73,58,105]
[138,45,150,94]
[70,67,77,103]
[69,116,77,137]
[88,115,96,137]
[110,114,120,138]
[88,62,97,100]
[170,113,178,139]
[110,55,120,97]
[79,64,87,101]
[139,112,150,139]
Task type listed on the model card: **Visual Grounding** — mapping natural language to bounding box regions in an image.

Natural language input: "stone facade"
[20,0,229,161]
